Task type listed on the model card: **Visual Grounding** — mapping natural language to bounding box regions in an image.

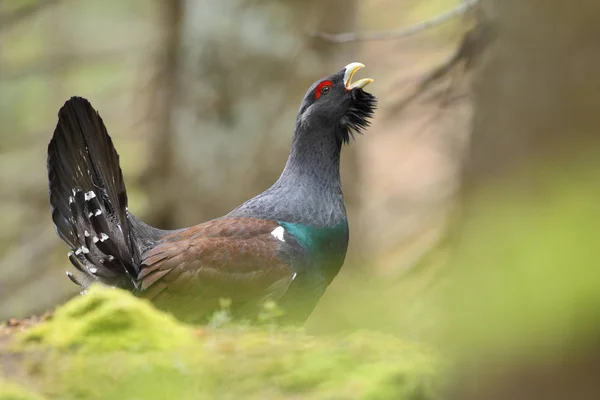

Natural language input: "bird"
[47,62,376,323]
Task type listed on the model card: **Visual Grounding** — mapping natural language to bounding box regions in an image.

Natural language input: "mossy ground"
[17,286,194,353]
[1,286,442,400]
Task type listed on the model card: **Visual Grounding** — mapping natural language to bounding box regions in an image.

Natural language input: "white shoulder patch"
[270,226,286,242]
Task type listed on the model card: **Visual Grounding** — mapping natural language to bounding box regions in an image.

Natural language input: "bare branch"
[312,0,480,43]
[386,16,495,115]
[0,0,62,31]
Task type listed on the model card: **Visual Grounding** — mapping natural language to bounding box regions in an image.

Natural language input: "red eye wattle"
[314,80,333,100]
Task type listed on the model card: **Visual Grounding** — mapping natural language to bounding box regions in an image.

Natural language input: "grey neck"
[278,119,342,188]
[229,121,347,227]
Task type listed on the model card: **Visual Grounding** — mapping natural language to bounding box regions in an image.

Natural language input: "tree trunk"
[141,0,183,229]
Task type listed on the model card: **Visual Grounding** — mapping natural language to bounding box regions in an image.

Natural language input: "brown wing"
[137,217,296,320]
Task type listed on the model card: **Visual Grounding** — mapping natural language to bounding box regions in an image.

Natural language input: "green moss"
[8,288,440,399]
[18,286,194,353]
[31,330,439,400]
[0,381,45,400]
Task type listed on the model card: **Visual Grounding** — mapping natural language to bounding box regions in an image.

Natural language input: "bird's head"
[297,62,377,144]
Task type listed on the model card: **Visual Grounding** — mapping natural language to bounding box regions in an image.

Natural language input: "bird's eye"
[314,80,334,100]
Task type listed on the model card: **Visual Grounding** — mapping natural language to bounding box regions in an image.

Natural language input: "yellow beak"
[343,62,374,90]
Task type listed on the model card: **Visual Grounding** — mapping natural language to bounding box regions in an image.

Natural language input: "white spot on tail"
[88,209,102,218]
[84,230,90,237]
[81,246,90,254]
[291,272,297,281]
[93,233,109,244]
[89,267,98,274]
[84,191,96,201]
[271,226,285,242]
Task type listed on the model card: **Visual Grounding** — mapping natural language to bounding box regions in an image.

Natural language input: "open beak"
[343,62,374,91]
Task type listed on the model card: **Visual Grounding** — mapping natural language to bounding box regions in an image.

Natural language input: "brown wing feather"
[138,217,295,320]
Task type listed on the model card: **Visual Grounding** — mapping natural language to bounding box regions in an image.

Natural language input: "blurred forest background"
[0,0,481,324]
[3,0,600,397]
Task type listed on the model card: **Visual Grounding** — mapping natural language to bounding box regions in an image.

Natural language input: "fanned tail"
[47,97,140,290]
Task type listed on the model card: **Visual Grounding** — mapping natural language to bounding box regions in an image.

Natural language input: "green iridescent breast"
[277,219,349,264]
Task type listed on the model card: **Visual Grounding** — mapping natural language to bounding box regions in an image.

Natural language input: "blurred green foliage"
[447,152,600,363]
[0,380,46,400]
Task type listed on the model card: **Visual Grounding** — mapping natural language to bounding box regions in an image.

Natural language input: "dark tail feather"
[47,97,140,290]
